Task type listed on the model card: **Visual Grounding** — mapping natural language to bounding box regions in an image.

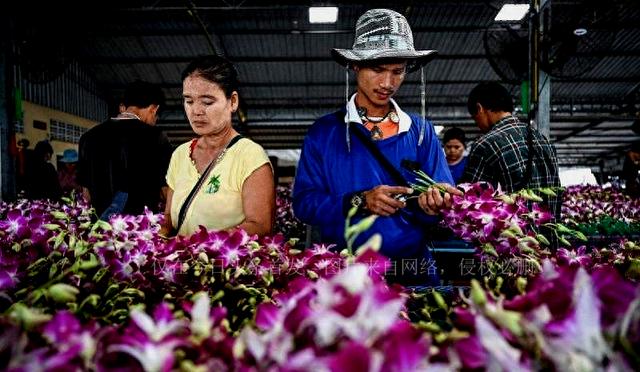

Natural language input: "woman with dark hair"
[160,56,275,237]
[24,140,62,200]
[442,127,467,184]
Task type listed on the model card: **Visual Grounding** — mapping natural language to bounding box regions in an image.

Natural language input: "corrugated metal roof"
[4,0,639,169]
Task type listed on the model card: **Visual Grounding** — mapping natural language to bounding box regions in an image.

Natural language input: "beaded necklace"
[357,107,400,140]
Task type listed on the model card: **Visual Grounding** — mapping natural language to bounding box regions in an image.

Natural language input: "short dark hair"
[122,80,165,108]
[443,127,466,146]
[181,55,239,98]
[34,140,53,157]
[467,82,514,115]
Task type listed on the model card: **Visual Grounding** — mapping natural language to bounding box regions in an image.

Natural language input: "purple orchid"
[556,246,592,268]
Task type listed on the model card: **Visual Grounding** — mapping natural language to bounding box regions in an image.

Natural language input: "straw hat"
[331,9,437,71]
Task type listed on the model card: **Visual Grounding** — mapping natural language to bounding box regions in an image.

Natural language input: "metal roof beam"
[80,52,640,64]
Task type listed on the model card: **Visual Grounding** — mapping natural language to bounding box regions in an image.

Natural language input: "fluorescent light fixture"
[573,28,588,36]
[309,7,338,24]
[494,4,530,21]
[435,125,444,135]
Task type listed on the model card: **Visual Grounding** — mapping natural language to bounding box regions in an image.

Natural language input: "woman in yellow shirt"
[160,56,275,237]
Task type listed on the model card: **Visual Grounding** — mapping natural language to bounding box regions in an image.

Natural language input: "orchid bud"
[524,190,544,202]
[496,310,523,337]
[526,259,542,273]
[538,187,557,196]
[79,294,101,310]
[50,211,68,220]
[520,236,539,245]
[559,236,572,246]
[509,223,524,236]
[121,288,145,298]
[9,303,52,330]
[48,283,79,303]
[470,279,487,306]
[432,290,448,311]
[495,276,504,292]
[198,252,209,263]
[78,254,99,270]
[354,215,377,234]
[516,277,527,294]
[91,220,112,231]
[497,194,515,204]
[481,243,498,257]
[180,361,207,372]
[536,234,550,246]
[554,223,573,234]
[500,229,518,239]
[307,270,319,279]
[574,231,588,241]
[355,234,382,255]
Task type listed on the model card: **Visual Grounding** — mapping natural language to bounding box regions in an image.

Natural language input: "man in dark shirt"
[462,82,561,218]
[78,80,173,219]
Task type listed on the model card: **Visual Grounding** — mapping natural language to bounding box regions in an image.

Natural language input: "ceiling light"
[494,4,530,22]
[309,7,338,24]
[573,28,588,36]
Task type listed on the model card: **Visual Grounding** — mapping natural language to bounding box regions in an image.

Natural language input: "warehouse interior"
[1,0,639,196]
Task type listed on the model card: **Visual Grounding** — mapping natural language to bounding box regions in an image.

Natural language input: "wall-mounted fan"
[539,0,618,78]
[484,0,618,80]
[484,24,529,82]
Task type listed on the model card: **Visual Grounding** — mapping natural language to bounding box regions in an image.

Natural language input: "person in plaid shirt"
[462,82,561,219]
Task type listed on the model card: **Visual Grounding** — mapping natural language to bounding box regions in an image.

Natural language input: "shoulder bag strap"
[350,124,409,187]
[175,134,243,234]
[350,124,424,223]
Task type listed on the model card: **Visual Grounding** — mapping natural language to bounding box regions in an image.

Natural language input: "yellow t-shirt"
[166,137,271,236]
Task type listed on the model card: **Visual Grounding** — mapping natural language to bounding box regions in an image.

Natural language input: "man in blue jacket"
[293,9,460,286]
